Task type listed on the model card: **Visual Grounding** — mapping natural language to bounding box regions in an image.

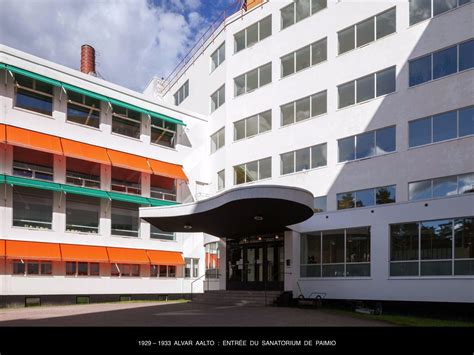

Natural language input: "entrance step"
[191,290,282,307]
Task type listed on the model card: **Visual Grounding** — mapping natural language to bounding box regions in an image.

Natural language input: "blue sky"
[0,0,243,92]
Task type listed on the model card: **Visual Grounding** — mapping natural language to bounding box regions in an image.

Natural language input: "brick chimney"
[80,44,96,76]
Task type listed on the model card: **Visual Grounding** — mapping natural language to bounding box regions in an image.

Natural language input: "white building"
[0,0,473,306]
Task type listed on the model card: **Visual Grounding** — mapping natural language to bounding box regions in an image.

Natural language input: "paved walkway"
[0,301,391,326]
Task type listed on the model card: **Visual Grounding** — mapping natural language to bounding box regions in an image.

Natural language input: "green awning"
[0,174,5,183]
[6,175,62,192]
[149,111,186,127]
[61,184,110,199]
[7,65,62,87]
[147,198,178,207]
[62,83,110,103]
[107,191,151,205]
[109,98,149,116]
[0,63,6,70]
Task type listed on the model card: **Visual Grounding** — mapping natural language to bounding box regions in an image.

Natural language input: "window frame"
[280,142,327,176]
[280,90,327,127]
[337,185,396,210]
[234,62,272,97]
[210,42,226,73]
[174,80,189,106]
[408,172,474,201]
[210,84,225,113]
[280,0,327,30]
[280,37,327,78]
[233,110,272,141]
[13,74,54,116]
[234,15,272,54]
[233,157,272,185]
[210,127,225,154]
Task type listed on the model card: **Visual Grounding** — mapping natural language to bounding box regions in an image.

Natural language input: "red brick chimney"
[80,44,96,76]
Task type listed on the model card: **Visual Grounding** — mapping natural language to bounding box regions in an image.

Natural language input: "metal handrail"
[190,274,207,301]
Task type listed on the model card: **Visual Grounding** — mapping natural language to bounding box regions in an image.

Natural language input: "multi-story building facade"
[1,0,473,306]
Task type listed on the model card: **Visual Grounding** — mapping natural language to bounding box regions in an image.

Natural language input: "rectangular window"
[150,225,175,241]
[111,201,139,237]
[234,15,272,53]
[13,260,52,276]
[338,66,395,108]
[211,85,225,112]
[111,167,141,195]
[281,37,327,78]
[40,261,52,275]
[313,196,327,213]
[338,7,396,55]
[66,91,101,128]
[338,185,396,210]
[211,43,225,72]
[217,169,225,191]
[409,173,474,201]
[14,73,53,116]
[390,223,419,276]
[151,117,177,148]
[409,106,473,147]
[280,143,327,175]
[174,80,189,106]
[184,258,192,278]
[66,194,100,234]
[281,0,327,30]
[112,105,141,139]
[234,157,272,185]
[281,90,327,126]
[454,217,474,275]
[338,125,395,163]
[409,40,473,87]
[66,157,101,189]
[210,127,225,153]
[192,258,199,278]
[410,0,469,26]
[159,265,168,277]
[234,62,272,97]
[13,186,53,230]
[13,146,53,181]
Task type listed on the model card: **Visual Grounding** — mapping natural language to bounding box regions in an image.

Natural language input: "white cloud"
[0,0,208,92]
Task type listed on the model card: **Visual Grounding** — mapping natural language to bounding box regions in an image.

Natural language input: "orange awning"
[147,250,185,265]
[5,240,61,261]
[107,149,152,174]
[148,159,187,181]
[6,126,63,155]
[61,139,110,165]
[0,124,5,143]
[0,240,5,258]
[106,247,150,264]
[60,244,109,263]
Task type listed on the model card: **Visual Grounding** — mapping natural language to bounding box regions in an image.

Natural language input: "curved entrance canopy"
[140,185,314,239]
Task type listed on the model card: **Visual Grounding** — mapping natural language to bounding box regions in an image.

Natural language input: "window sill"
[13,106,54,119]
[111,132,142,142]
[150,142,178,151]
[336,149,398,167]
[66,120,102,132]
[408,67,474,89]
[150,238,177,243]
[336,90,397,112]
[279,112,327,130]
[111,234,140,239]
[12,225,54,232]
[65,230,100,236]
[279,59,328,82]
[279,164,328,179]
[336,31,397,58]
[407,133,474,151]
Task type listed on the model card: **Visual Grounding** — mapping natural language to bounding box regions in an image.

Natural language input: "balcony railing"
[150,189,177,201]
[111,183,141,195]
[66,174,101,189]
[13,219,52,230]
[13,163,53,181]
[66,224,99,234]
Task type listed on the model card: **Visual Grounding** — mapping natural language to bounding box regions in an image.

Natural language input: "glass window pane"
[356,131,375,159]
[459,40,474,71]
[259,110,272,133]
[259,63,272,87]
[16,89,53,116]
[259,16,272,40]
[13,186,53,229]
[311,143,327,168]
[311,90,327,117]
[234,165,246,185]
[376,185,396,204]
[454,218,474,260]
[433,0,457,16]
[281,102,295,126]
[376,67,396,96]
[390,262,419,276]
[346,227,370,263]
[338,136,355,162]
[295,45,311,72]
[420,219,452,260]
[420,260,452,275]
[311,38,327,66]
[409,180,432,200]
[312,0,327,14]
[409,55,432,86]
[218,128,225,149]
[246,115,258,137]
[295,148,310,172]
[234,76,245,97]
[409,0,432,25]
[356,74,375,103]
[338,81,355,108]
[301,233,321,265]
[409,117,431,147]
[246,69,258,92]
[211,91,218,111]
[375,126,396,154]
[235,30,245,52]
[259,158,272,180]
[376,8,396,39]
[433,46,457,79]
[246,161,258,182]
[211,133,218,153]
[390,223,419,261]
[459,106,474,137]
[356,17,375,47]
[111,201,139,237]
[211,51,218,72]
[458,173,474,194]
[355,188,375,207]
[281,152,295,175]
[432,110,457,142]
[218,85,225,106]
[322,230,345,264]
[281,53,295,77]
[433,176,458,198]
[217,170,225,191]
[66,262,76,275]
[27,262,39,275]
[338,26,355,54]
[218,44,225,65]
[337,192,355,209]
[247,22,259,47]
[313,196,327,213]
[295,0,311,22]
[295,96,310,122]
[41,262,52,275]
[66,195,100,234]
[281,3,295,29]
[234,120,245,141]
